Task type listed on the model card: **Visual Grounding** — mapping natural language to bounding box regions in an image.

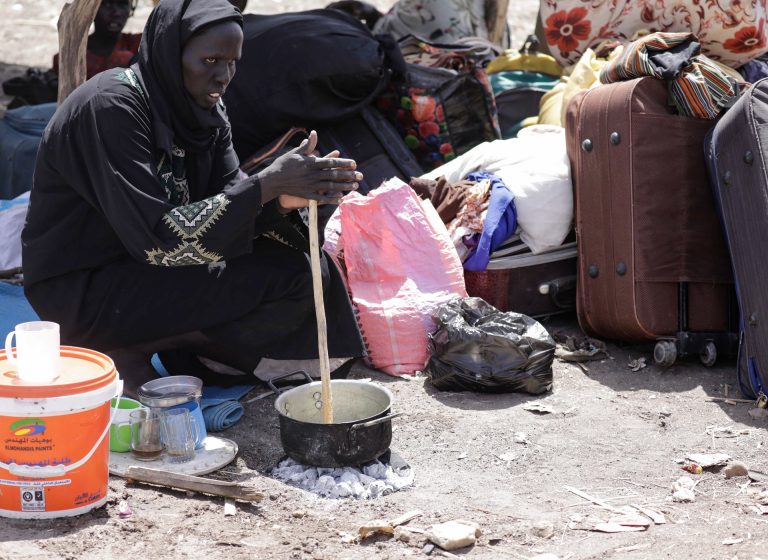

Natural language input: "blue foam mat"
[0,282,39,339]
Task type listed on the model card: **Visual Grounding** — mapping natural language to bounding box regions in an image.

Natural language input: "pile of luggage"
[224,4,768,397]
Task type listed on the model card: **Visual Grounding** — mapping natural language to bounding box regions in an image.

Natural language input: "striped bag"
[599,32,741,119]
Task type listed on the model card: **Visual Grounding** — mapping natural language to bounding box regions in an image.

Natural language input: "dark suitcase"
[464,234,576,318]
[565,77,737,367]
[706,79,768,396]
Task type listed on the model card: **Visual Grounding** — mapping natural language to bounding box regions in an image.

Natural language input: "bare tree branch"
[57,0,101,103]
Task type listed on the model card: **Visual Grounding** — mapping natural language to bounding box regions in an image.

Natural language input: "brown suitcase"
[565,77,736,366]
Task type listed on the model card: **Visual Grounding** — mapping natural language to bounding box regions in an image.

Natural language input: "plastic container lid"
[0,346,116,398]
[137,375,202,408]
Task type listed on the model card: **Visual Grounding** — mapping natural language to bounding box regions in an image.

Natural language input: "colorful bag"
[377,36,501,171]
[486,35,563,77]
[486,36,562,137]
[539,0,768,69]
[330,179,467,376]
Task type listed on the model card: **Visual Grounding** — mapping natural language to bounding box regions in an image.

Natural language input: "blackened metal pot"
[274,379,400,467]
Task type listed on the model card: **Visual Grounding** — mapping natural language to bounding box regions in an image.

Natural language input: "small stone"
[426,520,481,551]
[673,488,695,502]
[672,476,696,502]
[394,527,411,543]
[724,462,749,479]
[340,471,359,485]
[223,500,236,516]
[672,476,695,490]
[748,408,768,420]
[757,490,768,505]
[330,482,352,499]
[291,510,306,518]
[512,432,528,444]
[530,519,554,539]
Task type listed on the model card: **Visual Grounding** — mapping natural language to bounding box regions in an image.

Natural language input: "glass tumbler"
[161,408,199,463]
[129,408,164,461]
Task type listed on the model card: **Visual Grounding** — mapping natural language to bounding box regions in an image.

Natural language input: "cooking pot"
[274,377,400,467]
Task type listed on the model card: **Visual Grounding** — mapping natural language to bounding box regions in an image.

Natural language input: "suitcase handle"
[538,275,576,310]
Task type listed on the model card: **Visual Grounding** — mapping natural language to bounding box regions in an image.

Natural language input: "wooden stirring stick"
[308,200,333,423]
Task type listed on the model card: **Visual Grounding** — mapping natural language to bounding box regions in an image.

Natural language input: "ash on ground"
[272,455,414,499]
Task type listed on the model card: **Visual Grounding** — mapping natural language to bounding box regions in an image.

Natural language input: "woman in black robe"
[22,0,364,395]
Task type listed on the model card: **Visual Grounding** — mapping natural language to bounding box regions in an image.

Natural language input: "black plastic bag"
[2,68,58,109]
[426,297,555,394]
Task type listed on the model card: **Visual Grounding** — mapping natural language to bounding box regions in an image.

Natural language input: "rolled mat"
[201,396,244,432]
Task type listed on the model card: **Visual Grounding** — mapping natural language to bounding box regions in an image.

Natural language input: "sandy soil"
[2,2,768,560]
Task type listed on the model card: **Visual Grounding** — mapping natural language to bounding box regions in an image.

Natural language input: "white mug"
[4,321,61,382]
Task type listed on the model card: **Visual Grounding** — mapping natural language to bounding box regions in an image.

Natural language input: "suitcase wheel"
[699,341,717,368]
[653,340,677,368]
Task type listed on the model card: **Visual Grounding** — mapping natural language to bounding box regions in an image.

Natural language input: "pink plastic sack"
[540,0,768,68]
[331,179,467,376]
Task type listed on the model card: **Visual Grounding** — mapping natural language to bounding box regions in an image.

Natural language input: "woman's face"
[181,21,243,110]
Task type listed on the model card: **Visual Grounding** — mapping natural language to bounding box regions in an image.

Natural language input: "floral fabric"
[539,1,768,68]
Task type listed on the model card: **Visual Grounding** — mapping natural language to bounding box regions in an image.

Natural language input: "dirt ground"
[2,1,768,559]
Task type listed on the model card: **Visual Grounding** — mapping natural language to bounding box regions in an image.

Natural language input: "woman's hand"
[258,130,362,207]
[277,149,345,211]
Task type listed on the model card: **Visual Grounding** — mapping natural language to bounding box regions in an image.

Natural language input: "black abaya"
[21,0,364,369]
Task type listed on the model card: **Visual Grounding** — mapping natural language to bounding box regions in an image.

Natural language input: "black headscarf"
[134,0,242,153]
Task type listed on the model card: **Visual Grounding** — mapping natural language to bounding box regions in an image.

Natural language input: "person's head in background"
[93,0,138,40]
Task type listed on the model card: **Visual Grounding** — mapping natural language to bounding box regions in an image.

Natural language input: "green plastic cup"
[110,397,144,453]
